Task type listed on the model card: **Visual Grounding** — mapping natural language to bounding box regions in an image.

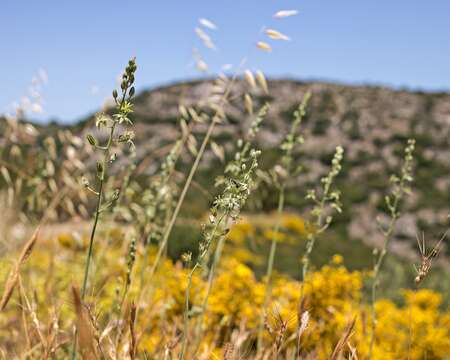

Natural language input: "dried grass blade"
[71,286,98,360]
[0,226,40,311]
[330,317,356,360]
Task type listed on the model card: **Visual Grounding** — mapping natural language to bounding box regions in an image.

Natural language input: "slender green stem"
[368,197,399,359]
[179,263,199,359]
[149,117,218,278]
[302,183,329,281]
[81,180,104,298]
[71,124,116,360]
[179,213,226,359]
[257,186,285,351]
[80,121,116,299]
[192,220,228,353]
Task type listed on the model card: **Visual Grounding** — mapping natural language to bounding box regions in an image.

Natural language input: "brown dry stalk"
[330,317,357,360]
[0,226,40,311]
[129,302,137,360]
[223,343,235,360]
[71,286,98,360]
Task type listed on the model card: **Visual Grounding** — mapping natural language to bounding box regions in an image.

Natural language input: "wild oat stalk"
[146,73,237,280]
[368,138,415,359]
[134,130,188,311]
[72,57,137,359]
[133,73,239,335]
[256,92,311,351]
[179,104,269,359]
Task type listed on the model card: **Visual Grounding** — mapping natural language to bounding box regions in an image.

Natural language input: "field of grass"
[1,12,450,360]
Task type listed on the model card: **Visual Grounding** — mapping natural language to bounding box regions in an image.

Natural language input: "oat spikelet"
[330,317,357,360]
[71,286,98,360]
[195,27,216,49]
[256,70,269,94]
[199,18,217,30]
[196,59,209,73]
[414,232,446,285]
[273,10,299,18]
[244,93,253,115]
[244,70,256,88]
[298,311,309,338]
[0,226,40,311]
[256,41,272,52]
[265,29,290,41]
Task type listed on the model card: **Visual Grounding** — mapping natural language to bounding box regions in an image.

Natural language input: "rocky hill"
[72,79,450,261]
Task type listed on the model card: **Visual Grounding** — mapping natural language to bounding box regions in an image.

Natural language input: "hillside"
[71,79,450,261]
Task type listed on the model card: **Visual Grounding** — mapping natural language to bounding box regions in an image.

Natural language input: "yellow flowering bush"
[1,223,449,359]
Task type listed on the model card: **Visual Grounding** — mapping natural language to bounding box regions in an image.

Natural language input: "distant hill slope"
[4,79,450,265]
[73,79,450,257]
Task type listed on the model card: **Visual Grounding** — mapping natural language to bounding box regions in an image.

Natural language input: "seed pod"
[112,89,118,99]
[129,87,135,97]
[86,134,97,146]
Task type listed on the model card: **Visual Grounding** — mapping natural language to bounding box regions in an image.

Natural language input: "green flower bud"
[111,189,120,201]
[129,87,135,97]
[112,89,118,99]
[96,161,104,176]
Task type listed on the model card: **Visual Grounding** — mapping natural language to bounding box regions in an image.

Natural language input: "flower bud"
[112,89,118,99]
[111,189,120,201]
[129,87,135,97]
[96,161,104,176]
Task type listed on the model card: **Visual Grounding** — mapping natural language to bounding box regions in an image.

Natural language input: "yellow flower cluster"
[1,222,449,359]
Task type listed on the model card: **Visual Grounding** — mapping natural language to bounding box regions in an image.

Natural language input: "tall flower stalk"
[71,57,137,359]
[302,145,344,280]
[257,92,311,351]
[369,138,415,359]
[79,57,137,300]
[179,104,268,359]
[294,144,344,358]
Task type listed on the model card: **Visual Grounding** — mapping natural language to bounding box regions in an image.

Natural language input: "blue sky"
[1,0,449,123]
